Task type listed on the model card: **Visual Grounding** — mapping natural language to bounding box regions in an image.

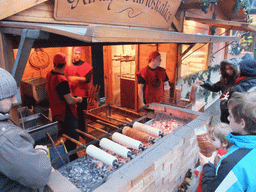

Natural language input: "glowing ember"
[150,119,182,135]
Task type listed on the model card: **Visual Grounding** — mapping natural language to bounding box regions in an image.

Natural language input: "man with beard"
[137,51,170,107]
[64,47,93,133]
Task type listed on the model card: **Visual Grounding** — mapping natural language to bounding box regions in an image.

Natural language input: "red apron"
[46,71,77,122]
[64,62,93,97]
[137,66,166,104]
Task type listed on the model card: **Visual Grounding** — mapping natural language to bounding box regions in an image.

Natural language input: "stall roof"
[0,21,239,44]
[185,17,256,33]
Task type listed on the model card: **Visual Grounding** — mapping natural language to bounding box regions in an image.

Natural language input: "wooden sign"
[54,0,181,29]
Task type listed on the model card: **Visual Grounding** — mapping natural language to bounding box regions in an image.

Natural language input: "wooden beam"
[0,21,240,44]
[0,0,48,20]
[0,32,15,71]
[87,25,239,43]
[172,17,183,32]
[11,29,35,87]
[185,17,256,32]
[0,21,92,43]
[180,44,196,58]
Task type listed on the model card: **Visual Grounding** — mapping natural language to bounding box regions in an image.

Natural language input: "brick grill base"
[94,103,212,192]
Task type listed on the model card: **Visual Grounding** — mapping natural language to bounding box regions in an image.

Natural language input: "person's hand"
[198,151,217,166]
[214,154,222,165]
[77,96,83,103]
[35,145,48,155]
[220,92,229,101]
[195,80,204,86]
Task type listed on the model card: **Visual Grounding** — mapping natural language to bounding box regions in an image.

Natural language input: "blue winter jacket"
[202,133,256,192]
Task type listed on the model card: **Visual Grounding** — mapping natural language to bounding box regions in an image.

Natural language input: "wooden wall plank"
[158,43,177,85]
[103,46,113,105]
[5,1,92,25]
[0,0,48,20]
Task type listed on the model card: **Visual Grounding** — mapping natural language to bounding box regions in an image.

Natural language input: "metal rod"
[75,129,97,140]
[125,118,133,122]
[46,132,66,166]
[62,134,84,147]
[96,120,121,130]
[96,85,101,101]
[107,116,128,123]
[87,124,108,133]
[87,113,119,126]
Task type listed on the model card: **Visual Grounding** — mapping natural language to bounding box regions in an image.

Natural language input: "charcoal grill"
[54,103,202,192]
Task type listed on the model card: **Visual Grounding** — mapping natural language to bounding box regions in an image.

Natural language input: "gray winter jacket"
[0,113,52,192]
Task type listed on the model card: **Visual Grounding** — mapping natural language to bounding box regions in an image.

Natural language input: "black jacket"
[201,60,238,96]
[220,59,256,123]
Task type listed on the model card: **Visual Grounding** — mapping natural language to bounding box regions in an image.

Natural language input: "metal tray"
[20,113,58,145]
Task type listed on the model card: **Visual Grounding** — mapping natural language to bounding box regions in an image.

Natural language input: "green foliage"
[233,0,253,22]
[183,65,220,85]
[182,64,221,103]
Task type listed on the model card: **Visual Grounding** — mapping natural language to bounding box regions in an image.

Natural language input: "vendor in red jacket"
[64,47,93,133]
[46,53,82,161]
[137,51,169,107]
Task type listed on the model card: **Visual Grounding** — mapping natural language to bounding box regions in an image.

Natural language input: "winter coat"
[220,59,256,123]
[202,133,256,192]
[201,59,239,97]
[0,113,52,192]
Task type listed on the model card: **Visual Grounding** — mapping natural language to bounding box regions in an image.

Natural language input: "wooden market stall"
[0,1,255,192]
[0,0,246,112]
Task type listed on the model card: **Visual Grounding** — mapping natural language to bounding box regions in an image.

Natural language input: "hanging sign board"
[54,0,181,29]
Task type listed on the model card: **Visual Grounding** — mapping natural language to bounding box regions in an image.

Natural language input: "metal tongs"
[46,132,66,166]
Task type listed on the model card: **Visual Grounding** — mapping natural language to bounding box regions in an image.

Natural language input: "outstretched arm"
[138,84,145,107]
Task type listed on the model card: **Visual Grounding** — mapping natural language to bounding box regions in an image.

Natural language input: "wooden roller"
[99,138,131,158]
[122,126,153,143]
[86,144,117,166]
[133,122,161,137]
[112,132,142,150]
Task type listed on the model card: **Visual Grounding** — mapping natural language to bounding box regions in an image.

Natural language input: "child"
[199,91,256,192]
[197,123,232,192]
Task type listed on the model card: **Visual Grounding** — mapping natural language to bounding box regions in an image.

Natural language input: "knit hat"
[73,47,82,53]
[53,53,66,66]
[239,59,256,76]
[148,51,160,62]
[0,68,17,100]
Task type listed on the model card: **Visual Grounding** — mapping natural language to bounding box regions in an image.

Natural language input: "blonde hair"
[228,92,256,134]
[209,123,232,149]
